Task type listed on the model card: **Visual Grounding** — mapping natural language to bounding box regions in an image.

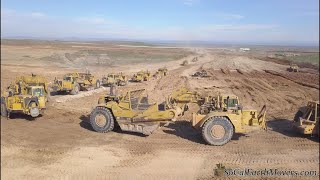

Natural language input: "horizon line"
[1,36,319,47]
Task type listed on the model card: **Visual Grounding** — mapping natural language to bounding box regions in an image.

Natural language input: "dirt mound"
[38,53,73,67]
[52,87,108,104]
[38,51,113,68]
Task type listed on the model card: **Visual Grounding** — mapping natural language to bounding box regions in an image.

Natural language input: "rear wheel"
[70,83,80,95]
[1,99,7,117]
[202,117,234,146]
[119,80,127,86]
[90,107,115,133]
[50,91,58,96]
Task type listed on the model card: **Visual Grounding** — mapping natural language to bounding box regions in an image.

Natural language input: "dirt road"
[1,47,319,179]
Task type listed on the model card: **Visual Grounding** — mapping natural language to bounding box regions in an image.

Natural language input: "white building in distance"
[239,48,250,52]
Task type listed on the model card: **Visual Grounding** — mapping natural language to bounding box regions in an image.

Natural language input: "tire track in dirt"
[108,54,319,178]
[200,69,318,117]
[264,70,319,90]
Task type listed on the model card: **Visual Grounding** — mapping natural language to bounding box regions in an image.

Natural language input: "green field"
[287,53,319,66]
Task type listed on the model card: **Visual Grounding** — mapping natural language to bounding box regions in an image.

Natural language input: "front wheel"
[202,117,234,146]
[119,81,127,86]
[29,102,40,118]
[90,107,115,133]
[70,83,80,95]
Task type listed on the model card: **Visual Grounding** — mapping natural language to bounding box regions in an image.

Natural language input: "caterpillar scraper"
[51,72,100,95]
[288,63,299,72]
[90,87,186,135]
[153,68,168,79]
[181,60,188,66]
[89,87,266,146]
[1,74,48,118]
[293,101,319,137]
[101,73,128,86]
[131,70,151,82]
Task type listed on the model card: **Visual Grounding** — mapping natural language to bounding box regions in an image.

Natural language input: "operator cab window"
[64,76,72,81]
[130,97,139,110]
[224,98,238,108]
[29,88,44,97]
[140,97,148,104]
[137,96,151,110]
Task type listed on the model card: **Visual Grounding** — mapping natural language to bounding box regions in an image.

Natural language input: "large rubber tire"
[1,100,8,117]
[95,80,101,89]
[70,83,80,95]
[50,91,58,96]
[90,107,115,133]
[202,117,234,146]
[29,102,40,118]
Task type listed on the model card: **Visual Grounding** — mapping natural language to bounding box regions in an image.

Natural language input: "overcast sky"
[1,0,319,45]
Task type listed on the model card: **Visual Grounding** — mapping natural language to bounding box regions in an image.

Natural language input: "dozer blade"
[118,122,160,135]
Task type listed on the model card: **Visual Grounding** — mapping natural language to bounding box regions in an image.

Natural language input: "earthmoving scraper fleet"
[1,61,318,145]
